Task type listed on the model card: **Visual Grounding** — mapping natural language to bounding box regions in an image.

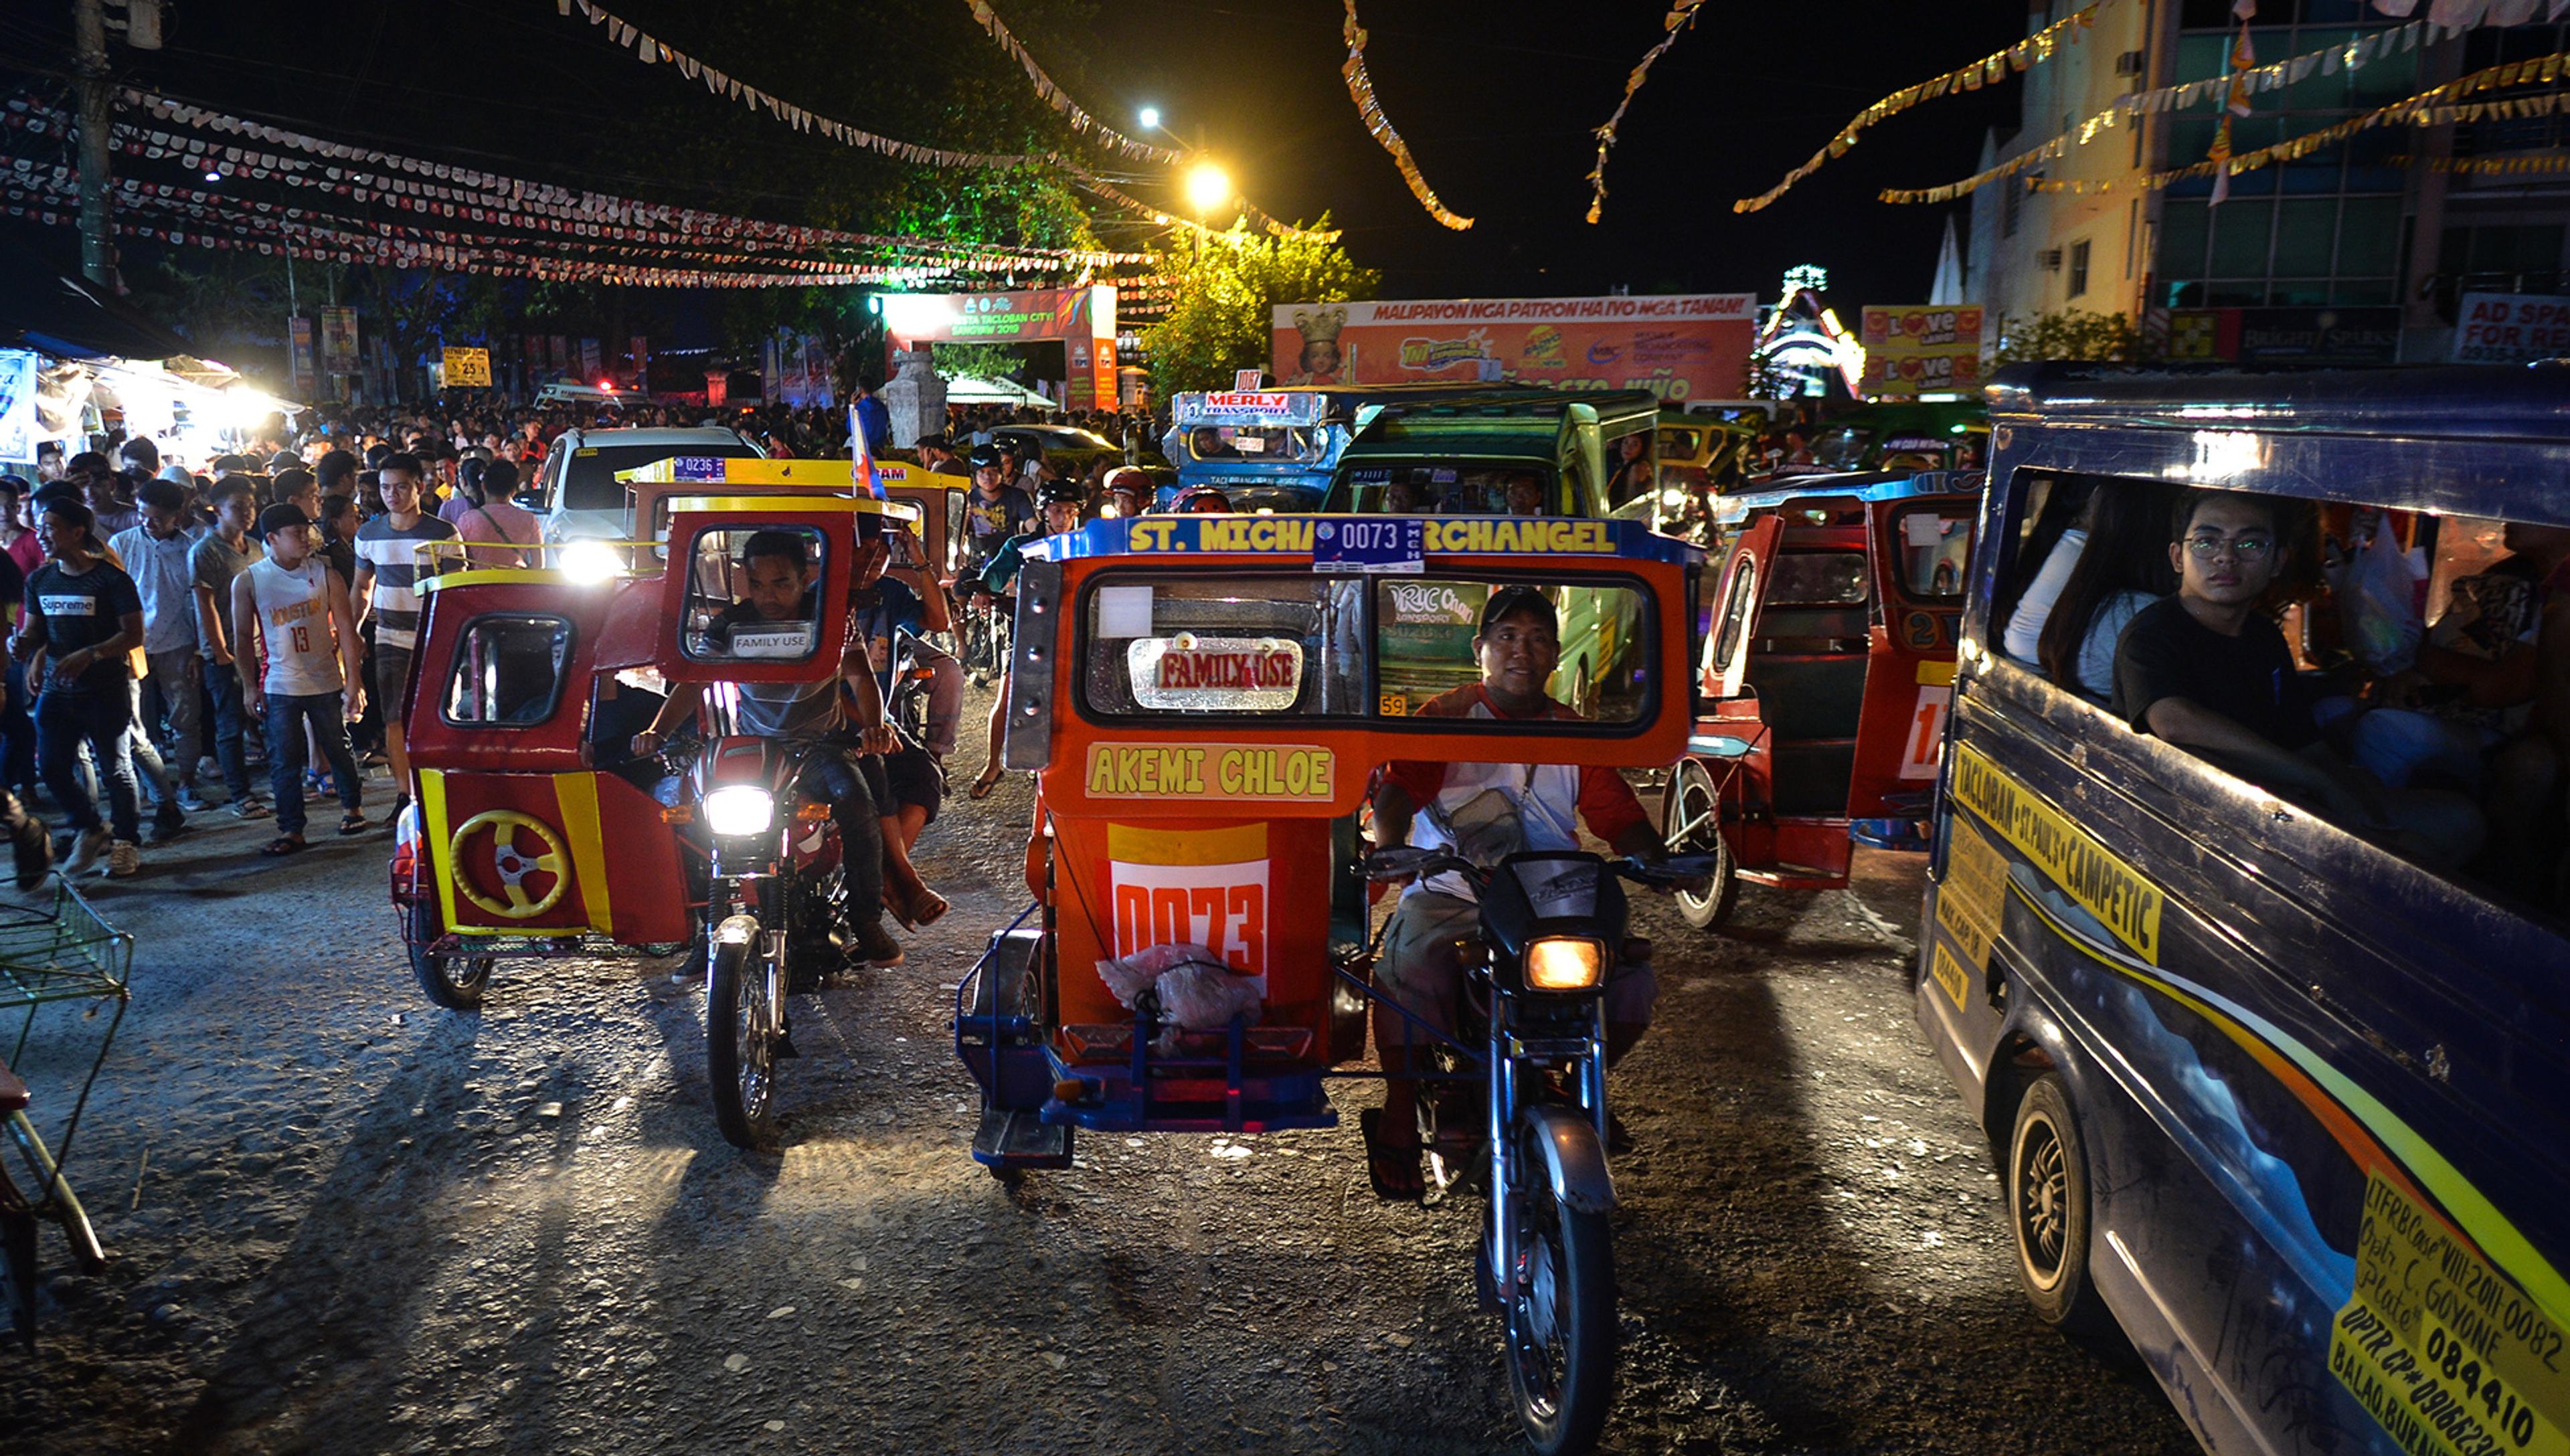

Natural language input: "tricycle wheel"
[706,935,780,1152]
[1500,1128,1616,1456]
[410,943,495,1010]
[1666,761,1738,931]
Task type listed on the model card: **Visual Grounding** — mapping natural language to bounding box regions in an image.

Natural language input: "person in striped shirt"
[351,453,454,814]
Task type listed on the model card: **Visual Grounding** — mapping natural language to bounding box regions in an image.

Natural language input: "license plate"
[1313,518,1424,574]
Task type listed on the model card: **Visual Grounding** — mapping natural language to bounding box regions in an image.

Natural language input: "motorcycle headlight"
[702,786,776,838]
[561,538,622,585]
[1660,488,1688,509]
[1525,936,1605,992]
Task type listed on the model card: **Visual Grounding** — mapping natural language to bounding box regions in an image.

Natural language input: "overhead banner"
[1860,305,1985,398]
[440,347,492,388]
[881,284,1120,410]
[2452,292,2570,364]
[1271,294,1756,403]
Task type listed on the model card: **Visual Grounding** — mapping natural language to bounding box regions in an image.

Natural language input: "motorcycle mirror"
[1365,846,1455,881]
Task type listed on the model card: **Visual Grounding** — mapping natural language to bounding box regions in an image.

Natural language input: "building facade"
[1966,0,2570,363]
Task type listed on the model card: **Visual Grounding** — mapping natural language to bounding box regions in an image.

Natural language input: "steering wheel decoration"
[449,810,572,919]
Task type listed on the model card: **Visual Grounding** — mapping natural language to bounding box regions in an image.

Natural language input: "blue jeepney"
[1919,364,2570,1456]
[1159,384,1550,513]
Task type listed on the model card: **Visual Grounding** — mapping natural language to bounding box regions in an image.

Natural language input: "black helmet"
[967,444,1005,470]
[1036,477,1086,507]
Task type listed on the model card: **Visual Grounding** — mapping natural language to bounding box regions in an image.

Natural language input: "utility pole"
[72,0,118,290]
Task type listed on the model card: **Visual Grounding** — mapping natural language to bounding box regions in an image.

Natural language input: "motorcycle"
[1367,842,1711,1456]
[693,734,853,1152]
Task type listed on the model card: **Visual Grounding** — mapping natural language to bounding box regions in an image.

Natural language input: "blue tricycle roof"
[1029,514,1704,567]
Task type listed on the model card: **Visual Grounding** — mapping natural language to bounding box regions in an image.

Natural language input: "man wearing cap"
[232,503,367,853]
[1362,585,1667,1199]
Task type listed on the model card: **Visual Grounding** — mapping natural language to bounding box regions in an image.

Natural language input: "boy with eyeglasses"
[2114,489,2483,868]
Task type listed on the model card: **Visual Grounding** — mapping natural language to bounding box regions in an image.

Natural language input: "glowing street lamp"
[1184,160,1232,216]
[1138,106,1161,131]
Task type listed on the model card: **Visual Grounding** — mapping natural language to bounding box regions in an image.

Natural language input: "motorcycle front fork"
[1485,1000,1608,1305]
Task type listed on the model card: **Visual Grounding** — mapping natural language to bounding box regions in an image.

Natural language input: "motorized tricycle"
[952,511,1703,1453]
[390,487,911,1149]
[1665,472,1979,927]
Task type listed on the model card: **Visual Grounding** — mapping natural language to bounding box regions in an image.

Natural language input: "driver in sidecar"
[627,528,904,968]
[1365,585,1667,1199]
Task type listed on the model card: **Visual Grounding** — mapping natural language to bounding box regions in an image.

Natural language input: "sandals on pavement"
[260,834,306,856]
[337,811,370,836]
[1360,1108,1426,1202]
[967,765,1006,801]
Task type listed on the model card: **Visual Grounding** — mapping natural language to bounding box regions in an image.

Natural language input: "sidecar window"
[680,525,828,663]
[1375,577,1653,726]
[442,613,576,727]
[1082,575,1368,717]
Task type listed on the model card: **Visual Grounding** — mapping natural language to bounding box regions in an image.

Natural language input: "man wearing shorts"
[352,452,455,815]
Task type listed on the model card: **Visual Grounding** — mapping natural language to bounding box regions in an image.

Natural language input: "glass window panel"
[2336,197,2402,278]
[2275,199,2339,274]
[1084,576,1367,717]
[444,614,574,727]
[2349,42,2419,104]
[2175,32,2232,82]
[2161,200,2211,278]
[1345,465,1561,517]
[681,526,827,663]
[2205,281,2268,306]
[1891,505,1976,601]
[1375,578,1654,725]
[2284,30,2358,107]
[2330,280,2394,304]
[2269,280,2332,306]
[1765,553,1869,608]
[2210,199,2278,278]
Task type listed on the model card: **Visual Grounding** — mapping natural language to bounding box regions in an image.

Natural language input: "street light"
[1185,160,1231,216]
[1138,106,1161,131]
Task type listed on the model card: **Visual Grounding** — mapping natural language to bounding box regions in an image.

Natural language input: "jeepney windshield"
[1343,464,1561,517]
[1183,424,1328,464]
[1079,569,1652,728]
[1811,427,1875,470]
[677,525,829,664]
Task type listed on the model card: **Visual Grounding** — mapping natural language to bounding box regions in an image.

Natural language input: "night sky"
[0,0,2032,329]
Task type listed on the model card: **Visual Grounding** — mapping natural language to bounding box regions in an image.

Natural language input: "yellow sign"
[441,347,493,388]
[1935,814,2006,971]
[2330,1171,2570,1456]
[1084,742,1335,802]
[1948,743,2163,964]
[1121,516,1617,557]
[1927,942,1970,1012]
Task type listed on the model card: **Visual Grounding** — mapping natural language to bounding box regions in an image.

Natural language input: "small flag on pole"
[851,402,886,501]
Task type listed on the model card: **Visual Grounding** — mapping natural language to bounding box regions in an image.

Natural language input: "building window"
[2067,241,2092,298]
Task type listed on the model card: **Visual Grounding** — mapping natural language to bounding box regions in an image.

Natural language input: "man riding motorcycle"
[964,477,1087,801]
[628,527,904,968]
[1365,585,1668,1199]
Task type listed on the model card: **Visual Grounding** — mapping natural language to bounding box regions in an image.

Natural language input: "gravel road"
[1,694,2197,1455]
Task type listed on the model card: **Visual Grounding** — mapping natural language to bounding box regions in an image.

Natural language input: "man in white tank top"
[231,504,367,852]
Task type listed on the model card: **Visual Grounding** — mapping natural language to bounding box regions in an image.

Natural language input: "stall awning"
[0,238,193,362]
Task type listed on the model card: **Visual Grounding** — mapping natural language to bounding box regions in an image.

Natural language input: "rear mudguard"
[1522,1103,1616,1214]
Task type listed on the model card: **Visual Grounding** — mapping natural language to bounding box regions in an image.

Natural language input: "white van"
[531,425,764,544]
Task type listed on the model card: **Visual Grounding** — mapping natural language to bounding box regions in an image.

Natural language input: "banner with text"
[1860,305,1984,398]
[440,347,492,389]
[1272,294,1756,403]
[2453,292,2570,364]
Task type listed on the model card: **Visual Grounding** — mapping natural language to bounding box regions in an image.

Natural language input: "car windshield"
[1182,425,1327,464]
[1021,428,1115,452]
[555,442,758,513]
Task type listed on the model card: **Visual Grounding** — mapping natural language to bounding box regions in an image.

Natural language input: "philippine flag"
[850,402,886,501]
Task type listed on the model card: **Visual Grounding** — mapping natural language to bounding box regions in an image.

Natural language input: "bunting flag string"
[1733,1,2104,215]
[1584,1,1707,225]
[1888,52,2570,203]
[1878,12,2540,207]
[547,1,1332,243]
[959,1,1187,165]
[553,0,1054,171]
[1339,0,1471,230]
[11,91,1150,275]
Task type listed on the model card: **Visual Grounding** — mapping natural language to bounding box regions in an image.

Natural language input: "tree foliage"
[929,342,1028,382]
[1992,308,2140,364]
[1140,219,1379,397]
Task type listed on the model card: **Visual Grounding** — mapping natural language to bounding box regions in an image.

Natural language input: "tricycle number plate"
[1313,519,1424,574]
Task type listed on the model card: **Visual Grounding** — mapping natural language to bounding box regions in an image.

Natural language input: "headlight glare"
[561,538,622,584]
[1525,936,1604,991]
[703,786,777,837]
[1660,488,1687,509]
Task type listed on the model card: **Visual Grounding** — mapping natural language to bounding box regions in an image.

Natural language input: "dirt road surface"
[2,704,2195,1454]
